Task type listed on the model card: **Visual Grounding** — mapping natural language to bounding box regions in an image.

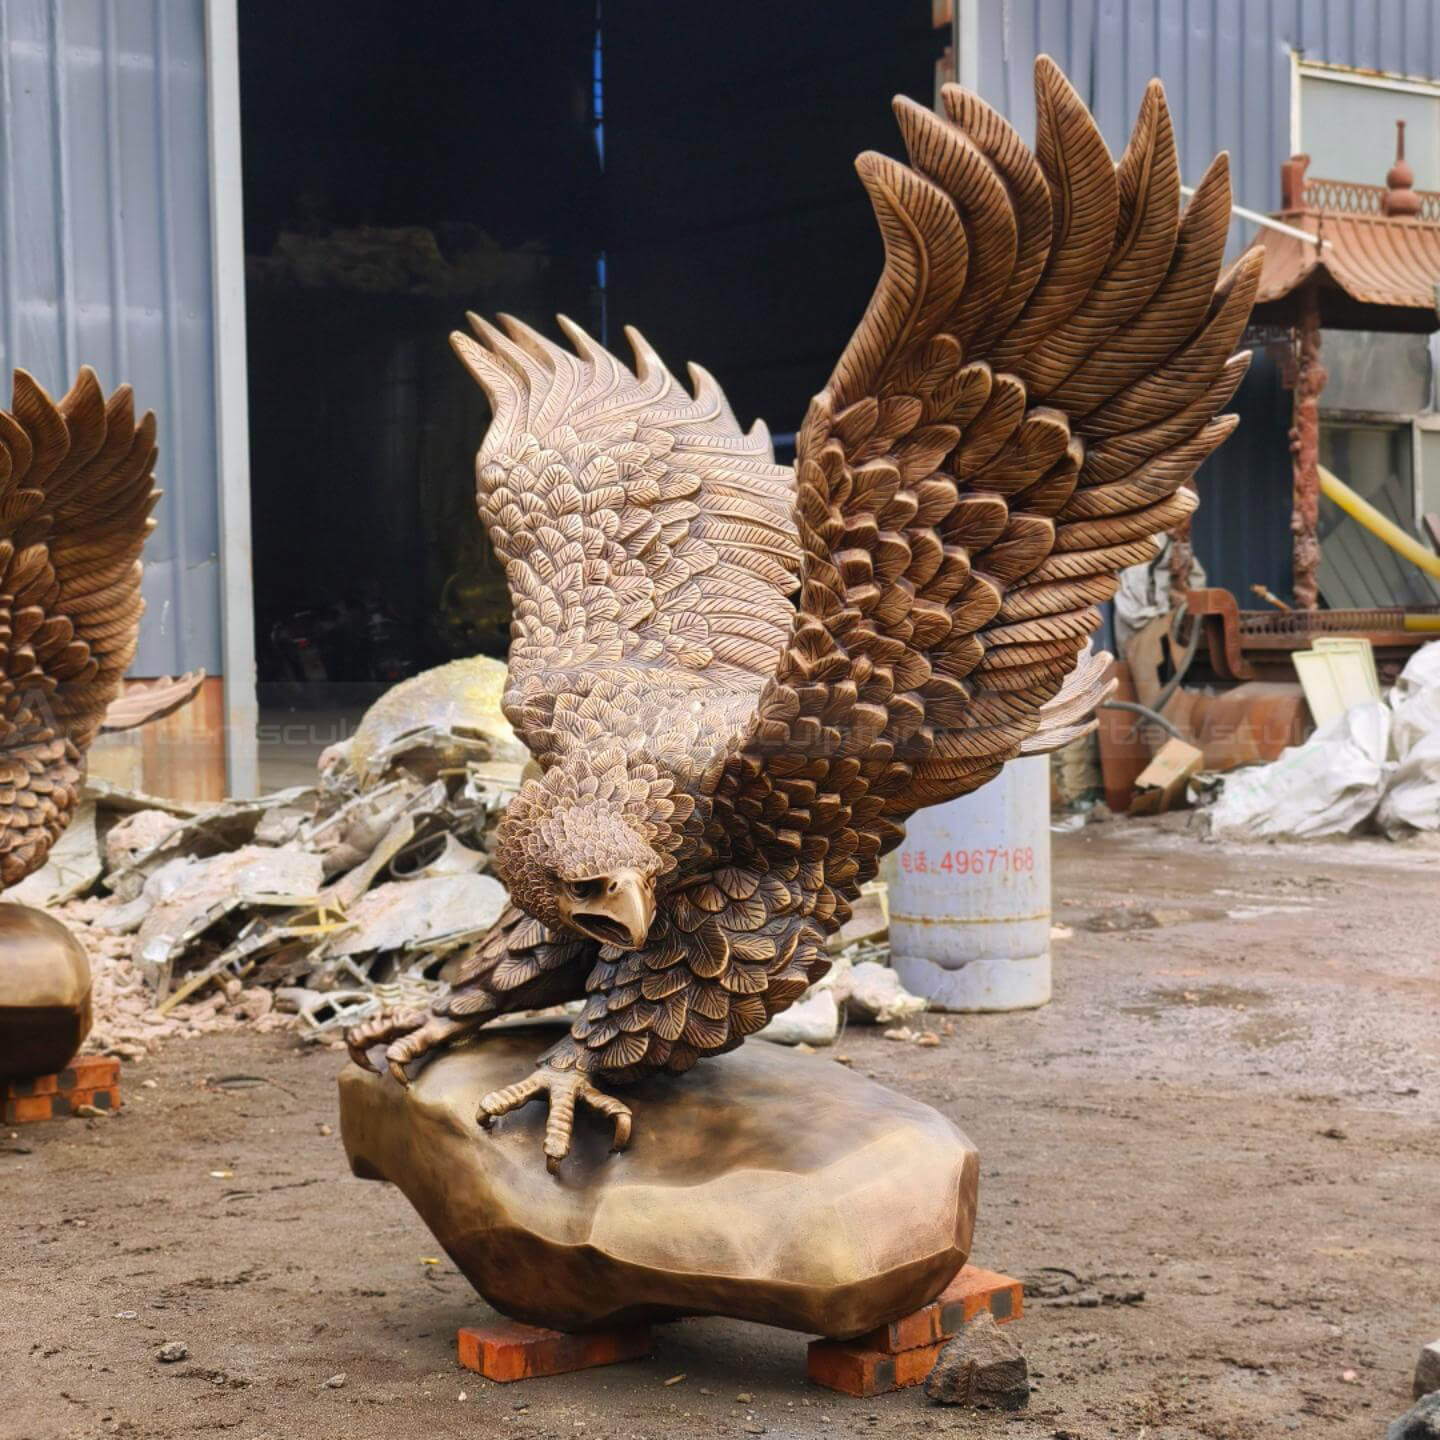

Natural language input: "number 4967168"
[898,846,1036,875]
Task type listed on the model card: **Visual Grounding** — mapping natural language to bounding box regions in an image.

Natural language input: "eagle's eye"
[564,877,605,902]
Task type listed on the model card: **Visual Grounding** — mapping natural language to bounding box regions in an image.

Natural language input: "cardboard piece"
[1129,738,1204,815]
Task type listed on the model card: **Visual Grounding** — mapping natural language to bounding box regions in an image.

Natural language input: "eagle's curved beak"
[567,867,655,951]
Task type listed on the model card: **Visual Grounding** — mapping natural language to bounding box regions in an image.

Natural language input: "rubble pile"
[73,917,293,1059]
[12,659,524,1058]
[25,658,928,1061]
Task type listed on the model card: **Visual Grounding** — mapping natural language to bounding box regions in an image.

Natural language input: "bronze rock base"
[340,1025,978,1337]
[0,903,93,1080]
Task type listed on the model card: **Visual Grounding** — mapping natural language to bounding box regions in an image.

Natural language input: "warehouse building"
[2,0,1438,792]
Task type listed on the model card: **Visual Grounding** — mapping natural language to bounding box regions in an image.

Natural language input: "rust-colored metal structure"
[350,56,1259,1171]
[1252,127,1440,610]
[1187,586,1428,686]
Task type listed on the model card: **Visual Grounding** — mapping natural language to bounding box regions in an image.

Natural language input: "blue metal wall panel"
[0,0,219,675]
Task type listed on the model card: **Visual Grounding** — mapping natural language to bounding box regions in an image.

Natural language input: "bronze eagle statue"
[0,367,159,889]
[349,58,1259,1170]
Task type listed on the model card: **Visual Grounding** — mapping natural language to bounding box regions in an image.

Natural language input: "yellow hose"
[1316,463,1440,582]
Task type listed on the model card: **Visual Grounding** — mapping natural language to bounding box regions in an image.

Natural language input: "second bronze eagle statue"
[350,58,1259,1169]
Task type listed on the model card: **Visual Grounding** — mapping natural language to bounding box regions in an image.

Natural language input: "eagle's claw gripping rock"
[478,1066,633,1173]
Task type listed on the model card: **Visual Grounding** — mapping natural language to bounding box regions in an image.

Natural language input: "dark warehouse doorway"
[237,0,943,724]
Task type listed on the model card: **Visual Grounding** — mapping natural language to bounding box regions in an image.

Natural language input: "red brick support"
[806,1264,1023,1397]
[457,1318,651,1382]
[3,1055,121,1124]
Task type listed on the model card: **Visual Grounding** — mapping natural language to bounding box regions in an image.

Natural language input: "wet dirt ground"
[5,819,1438,1440]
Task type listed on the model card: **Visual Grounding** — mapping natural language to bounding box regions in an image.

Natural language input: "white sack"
[1378,641,1440,835]
[1390,642,1440,758]
[1390,638,1440,705]
[1377,730,1440,835]
[1209,701,1393,840]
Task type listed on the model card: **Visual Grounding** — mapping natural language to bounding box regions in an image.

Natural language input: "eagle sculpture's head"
[493,746,689,950]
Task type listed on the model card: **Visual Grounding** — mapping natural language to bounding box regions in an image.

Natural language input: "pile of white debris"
[62,907,296,1059]
[1206,641,1440,841]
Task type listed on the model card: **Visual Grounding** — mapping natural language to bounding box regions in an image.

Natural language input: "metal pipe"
[1182,184,1329,248]
[1099,699,1187,742]
[1317,462,1440,582]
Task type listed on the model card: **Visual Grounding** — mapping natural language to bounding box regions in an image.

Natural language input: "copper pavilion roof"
[1252,144,1440,332]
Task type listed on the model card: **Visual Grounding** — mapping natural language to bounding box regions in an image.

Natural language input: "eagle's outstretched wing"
[450,316,800,769]
[708,57,1259,927]
[0,367,159,886]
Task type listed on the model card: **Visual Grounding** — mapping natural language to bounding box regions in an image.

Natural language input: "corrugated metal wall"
[0,0,219,675]
[966,0,1440,604]
[972,0,1440,225]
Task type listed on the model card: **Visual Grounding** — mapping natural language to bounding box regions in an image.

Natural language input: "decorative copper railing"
[1300,175,1440,221]
[1235,606,1426,637]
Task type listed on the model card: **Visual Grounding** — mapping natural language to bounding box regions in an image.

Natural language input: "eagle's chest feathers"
[496,734,832,1077]
[573,869,831,1077]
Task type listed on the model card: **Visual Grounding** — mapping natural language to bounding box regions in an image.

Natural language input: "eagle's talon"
[346,1008,426,1073]
[477,1067,633,1170]
[346,1010,476,1083]
[609,1108,633,1153]
[349,1044,379,1076]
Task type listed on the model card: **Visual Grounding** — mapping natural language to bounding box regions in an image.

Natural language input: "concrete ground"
[4,818,1437,1440]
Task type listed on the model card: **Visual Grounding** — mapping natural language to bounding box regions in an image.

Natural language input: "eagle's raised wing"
[708,58,1259,928]
[450,316,800,769]
[0,367,159,886]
